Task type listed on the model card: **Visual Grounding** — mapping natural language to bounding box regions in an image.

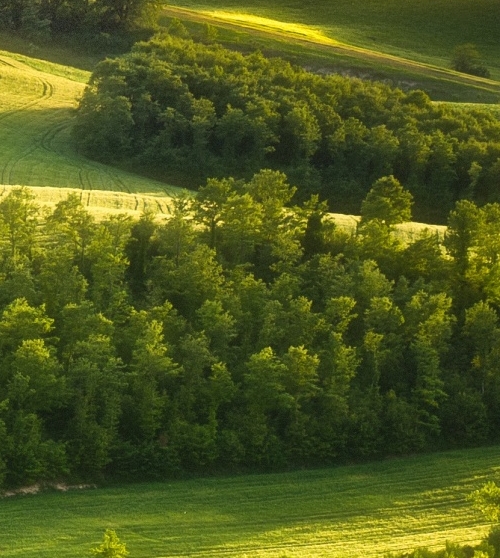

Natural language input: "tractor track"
[0,57,55,121]
[0,55,138,194]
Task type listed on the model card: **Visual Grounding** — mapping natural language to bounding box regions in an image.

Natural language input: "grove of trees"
[0,177,500,488]
[0,0,160,39]
[73,33,500,223]
[452,44,491,78]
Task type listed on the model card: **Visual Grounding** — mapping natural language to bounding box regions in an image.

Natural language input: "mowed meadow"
[2,446,500,558]
[163,0,500,80]
[160,0,500,104]
[0,52,180,212]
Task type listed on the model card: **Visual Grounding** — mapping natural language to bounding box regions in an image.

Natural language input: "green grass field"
[161,1,500,103]
[1,446,500,558]
[0,53,181,205]
[163,0,500,79]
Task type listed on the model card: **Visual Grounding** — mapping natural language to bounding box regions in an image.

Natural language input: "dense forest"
[0,176,500,488]
[0,0,159,35]
[73,34,500,223]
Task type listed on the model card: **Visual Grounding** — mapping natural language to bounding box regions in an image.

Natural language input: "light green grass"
[163,0,500,80]
[160,1,500,103]
[0,185,174,220]
[0,54,181,199]
[0,49,91,83]
[1,446,500,558]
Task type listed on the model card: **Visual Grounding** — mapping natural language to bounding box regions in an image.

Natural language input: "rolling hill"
[0,52,180,216]
[160,1,500,103]
[1,445,499,558]
[0,51,447,237]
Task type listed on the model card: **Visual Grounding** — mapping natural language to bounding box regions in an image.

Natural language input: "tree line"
[72,33,500,224]
[0,0,159,42]
[0,175,500,488]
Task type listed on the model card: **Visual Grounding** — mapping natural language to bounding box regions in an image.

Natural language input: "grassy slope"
[0,52,447,235]
[163,0,500,77]
[0,53,181,205]
[1,445,500,558]
[161,1,500,103]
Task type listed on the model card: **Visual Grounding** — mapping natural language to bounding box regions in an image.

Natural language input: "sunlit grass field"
[160,0,500,103]
[163,0,500,81]
[0,53,180,200]
[1,446,500,558]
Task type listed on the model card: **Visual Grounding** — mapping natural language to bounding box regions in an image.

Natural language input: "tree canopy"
[73,34,500,223]
[0,180,498,487]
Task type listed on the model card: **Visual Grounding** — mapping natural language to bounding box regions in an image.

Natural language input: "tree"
[241,346,289,465]
[37,247,88,316]
[469,481,500,522]
[463,301,500,393]
[0,187,40,260]
[194,177,239,250]
[8,339,65,413]
[73,93,134,162]
[91,529,129,558]
[124,211,158,300]
[87,215,132,316]
[452,44,490,78]
[218,192,263,266]
[360,175,413,225]
[125,317,179,442]
[66,334,125,479]
[0,298,54,358]
[94,0,160,30]
[46,194,96,273]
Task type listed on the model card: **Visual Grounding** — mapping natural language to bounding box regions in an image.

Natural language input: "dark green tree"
[360,175,413,225]
[452,44,490,78]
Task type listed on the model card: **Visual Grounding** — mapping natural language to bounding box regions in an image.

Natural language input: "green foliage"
[0,0,160,37]
[0,180,499,486]
[469,481,500,522]
[360,175,413,225]
[91,529,128,558]
[452,44,490,78]
[73,34,500,222]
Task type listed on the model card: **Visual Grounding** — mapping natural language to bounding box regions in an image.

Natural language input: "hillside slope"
[0,54,180,197]
[160,4,500,102]
[0,51,447,236]
[1,445,499,558]
[163,0,500,81]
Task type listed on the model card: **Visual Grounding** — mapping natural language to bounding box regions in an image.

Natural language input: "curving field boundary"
[0,55,180,204]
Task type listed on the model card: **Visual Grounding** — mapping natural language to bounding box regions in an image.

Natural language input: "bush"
[451,44,490,78]
[91,530,129,558]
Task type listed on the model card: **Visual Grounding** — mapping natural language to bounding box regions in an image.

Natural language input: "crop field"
[0,53,180,205]
[160,1,500,103]
[163,0,500,80]
[1,445,500,558]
